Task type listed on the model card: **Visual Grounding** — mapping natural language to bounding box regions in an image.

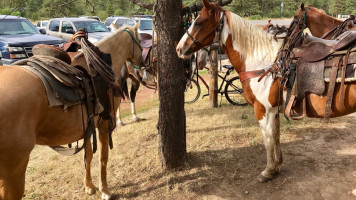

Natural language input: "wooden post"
[209,48,218,107]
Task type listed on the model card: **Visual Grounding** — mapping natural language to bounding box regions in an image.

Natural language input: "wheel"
[184,78,201,104]
[224,76,248,106]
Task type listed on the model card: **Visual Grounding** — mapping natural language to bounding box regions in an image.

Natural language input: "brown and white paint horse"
[176,0,356,182]
[0,24,143,199]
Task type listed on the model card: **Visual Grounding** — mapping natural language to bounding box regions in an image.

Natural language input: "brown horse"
[176,0,356,182]
[294,3,356,39]
[0,24,143,199]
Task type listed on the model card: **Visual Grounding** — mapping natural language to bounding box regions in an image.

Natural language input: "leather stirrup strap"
[324,58,341,121]
[338,48,352,109]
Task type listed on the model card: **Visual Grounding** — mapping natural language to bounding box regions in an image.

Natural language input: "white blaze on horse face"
[176,20,196,58]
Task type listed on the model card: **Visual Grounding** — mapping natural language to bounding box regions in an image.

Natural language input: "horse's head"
[294,3,325,28]
[123,22,145,68]
[176,0,223,58]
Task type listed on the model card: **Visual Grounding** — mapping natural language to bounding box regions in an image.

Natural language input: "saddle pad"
[295,59,325,100]
[324,64,356,82]
[16,64,84,108]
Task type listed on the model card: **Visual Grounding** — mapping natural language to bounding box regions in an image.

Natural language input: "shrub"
[250,15,262,20]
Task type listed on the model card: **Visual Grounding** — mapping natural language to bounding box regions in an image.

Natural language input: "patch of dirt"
[24,81,356,200]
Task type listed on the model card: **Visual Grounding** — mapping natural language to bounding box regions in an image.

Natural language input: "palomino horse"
[176,0,356,182]
[294,3,356,39]
[109,23,145,126]
[0,24,143,200]
[81,23,144,199]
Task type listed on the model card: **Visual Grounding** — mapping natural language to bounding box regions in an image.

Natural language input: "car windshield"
[73,21,109,33]
[136,19,153,30]
[0,19,39,35]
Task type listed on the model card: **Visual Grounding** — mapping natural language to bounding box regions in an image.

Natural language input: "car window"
[0,19,38,35]
[49,20,60,32]
[61,21,73,33]
[73,21,109,33]
[136,20,153,30]
[126,20,136,26]
[42,21,48,27]
[115,19,126,27]
[104,18,114,26]
[36,22,40,27]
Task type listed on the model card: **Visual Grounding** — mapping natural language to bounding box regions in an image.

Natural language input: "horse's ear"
[202,0,211,9]
[308,3,313,7]
[111,23,119,30]
[301,3,305,11]
[268,20,271,23]
[134,20,141,30]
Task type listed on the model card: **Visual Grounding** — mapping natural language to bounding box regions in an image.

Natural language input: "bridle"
[186,11,225,49]
[123,29,143,69]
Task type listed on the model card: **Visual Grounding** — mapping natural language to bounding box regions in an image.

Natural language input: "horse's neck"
[96,31,130,76]
[222,12,283,72]
[307,12,343,38]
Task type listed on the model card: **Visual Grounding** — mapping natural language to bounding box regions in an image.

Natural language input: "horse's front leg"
[83,141,96,195]
[98,125,111,200]
[255,105,281,182]
[116,97,125,126]
[129,76,140,122]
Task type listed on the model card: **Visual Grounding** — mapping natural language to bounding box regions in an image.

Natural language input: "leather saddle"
[285,31,356,121]
[292,31,356,62]
[32,44,84,88]
[140,33,153,63]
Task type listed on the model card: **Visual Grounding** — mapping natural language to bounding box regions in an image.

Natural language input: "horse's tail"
[122,80,129,99]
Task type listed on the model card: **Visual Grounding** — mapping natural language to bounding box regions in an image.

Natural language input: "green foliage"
[250,15,262,20]
[0,0,354,21]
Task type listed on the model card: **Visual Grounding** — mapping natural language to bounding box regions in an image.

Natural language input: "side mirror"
[39,29,46,34]
[65,29,74,34]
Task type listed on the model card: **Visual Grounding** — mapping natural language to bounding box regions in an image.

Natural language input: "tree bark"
[156,0,187,169]
[209,49,218,107]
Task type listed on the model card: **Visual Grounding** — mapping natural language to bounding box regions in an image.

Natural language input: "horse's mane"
[228,12,280,68]
[306,6,342,23]
[96,25,140,47]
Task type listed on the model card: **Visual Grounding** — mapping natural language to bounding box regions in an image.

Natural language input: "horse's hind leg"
[0,156,30,200]
[98,126,111,200]
[129,75,141,121]
[274,113,283,168]
[83,141,96,195]
[255,106,280,182]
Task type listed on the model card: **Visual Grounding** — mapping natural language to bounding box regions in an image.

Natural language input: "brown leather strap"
[239,69,265,82]
[339,48,352,109]
[324,58,341,121]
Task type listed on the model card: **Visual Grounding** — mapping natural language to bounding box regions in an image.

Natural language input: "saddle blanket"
[324,64,356,82]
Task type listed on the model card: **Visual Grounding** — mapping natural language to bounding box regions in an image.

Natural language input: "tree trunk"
[156,0,187,169]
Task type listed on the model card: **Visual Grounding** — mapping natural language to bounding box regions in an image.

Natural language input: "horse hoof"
[117,121,125,127]
[85,187,96,195]
[257,174,272,183]
[101,192,111,200]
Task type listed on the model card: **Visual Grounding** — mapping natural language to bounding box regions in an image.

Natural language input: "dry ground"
[24,76,356,200]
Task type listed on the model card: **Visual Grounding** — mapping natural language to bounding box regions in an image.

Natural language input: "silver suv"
[104,16,136,29]
[47,18,111,43]
[104,16,153,35]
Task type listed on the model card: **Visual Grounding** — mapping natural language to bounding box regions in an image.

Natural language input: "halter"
[302,7,310,24]
[186,11,225,48]
[123,29,143,69]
